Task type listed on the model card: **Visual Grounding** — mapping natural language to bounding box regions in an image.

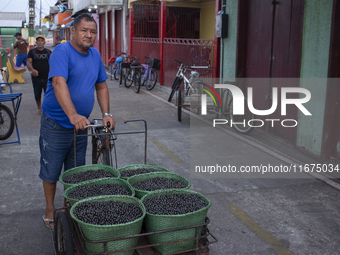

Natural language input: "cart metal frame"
[51,207,217,255]
[50,119,218,254]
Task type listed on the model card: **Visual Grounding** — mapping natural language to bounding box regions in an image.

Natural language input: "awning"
[54,13,71,25]
[62,13,79,22]
[65,21,73,27]
[62,16,72,22]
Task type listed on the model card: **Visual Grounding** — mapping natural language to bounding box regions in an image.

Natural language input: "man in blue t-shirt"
[39,14,115,228]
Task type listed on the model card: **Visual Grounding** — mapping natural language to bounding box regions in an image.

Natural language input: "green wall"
[297,0,333,156]
[0,28,19,36]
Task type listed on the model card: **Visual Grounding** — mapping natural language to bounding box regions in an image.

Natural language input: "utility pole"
[29,0,35,50]
[39,0,42,34]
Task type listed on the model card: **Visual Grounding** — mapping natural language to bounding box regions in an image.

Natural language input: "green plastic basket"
[141,189,211,255]
[59,164,120,190]
[127,172,191,199]
[70,195,146,254]
[117,164,171,180]
[64,177,135,206]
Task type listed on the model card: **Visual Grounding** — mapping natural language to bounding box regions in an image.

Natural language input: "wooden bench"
[6,54,26,84]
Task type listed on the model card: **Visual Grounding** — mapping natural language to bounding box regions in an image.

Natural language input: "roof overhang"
[73,0,123,13]
[0,20,23,28]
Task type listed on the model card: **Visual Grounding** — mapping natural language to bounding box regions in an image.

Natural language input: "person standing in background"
[13,32,29,67]
[27,35,52,115]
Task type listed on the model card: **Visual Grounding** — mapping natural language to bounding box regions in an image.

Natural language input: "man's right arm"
[52,76,90,130]
[27,58,38,77]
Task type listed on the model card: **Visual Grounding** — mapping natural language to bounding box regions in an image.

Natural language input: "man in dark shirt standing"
[13,32,29,67]
[27,35,52,115]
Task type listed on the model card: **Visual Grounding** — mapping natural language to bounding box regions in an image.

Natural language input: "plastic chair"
[6,54,26,84]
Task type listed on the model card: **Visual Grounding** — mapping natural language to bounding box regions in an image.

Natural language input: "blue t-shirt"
[42,41,108,128]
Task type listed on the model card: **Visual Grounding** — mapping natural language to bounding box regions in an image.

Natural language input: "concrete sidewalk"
[0,69,339,255]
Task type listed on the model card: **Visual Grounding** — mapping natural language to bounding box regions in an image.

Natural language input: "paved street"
[0,69,340,255]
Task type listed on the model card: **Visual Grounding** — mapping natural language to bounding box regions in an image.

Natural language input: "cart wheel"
[54,211,75,255]
[178,88,182,122]
[0,104,15,140]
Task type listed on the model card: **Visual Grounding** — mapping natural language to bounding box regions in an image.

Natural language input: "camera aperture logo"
[197,83,222,115]
[199,84,312,128]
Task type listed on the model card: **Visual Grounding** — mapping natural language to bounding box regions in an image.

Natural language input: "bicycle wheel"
[178,88,182,122]
[119,68,123,85]
[0,104,15,140]
[54,211,75,255]
[113,67,120,80]
[92,131,112,166]
[134,69,141,93]
[146,69,158,91]
[168,77,182,102]
[188,79,203,96]
[124,70,133,88]
[228,97,254,134]
[140,68,147,86]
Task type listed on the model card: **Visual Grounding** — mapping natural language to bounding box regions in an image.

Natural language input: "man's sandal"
[42,215,54,229]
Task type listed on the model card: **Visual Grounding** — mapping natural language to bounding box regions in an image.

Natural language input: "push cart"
[50,119,217,255]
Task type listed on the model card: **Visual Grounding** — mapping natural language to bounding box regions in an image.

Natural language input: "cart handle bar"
[74,119,147,167]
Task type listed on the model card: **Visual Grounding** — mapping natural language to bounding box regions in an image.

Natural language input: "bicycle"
[111,50,128,85]
[168,59,212,102]
[82,119,118,168]
[140,56,160,91]
[124,56,142,93]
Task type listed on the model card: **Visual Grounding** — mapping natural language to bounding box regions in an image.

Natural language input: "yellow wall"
[128,0,216,39]
[200,2,215,39]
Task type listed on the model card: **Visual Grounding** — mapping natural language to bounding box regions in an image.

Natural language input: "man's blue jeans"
[39,113,87,183]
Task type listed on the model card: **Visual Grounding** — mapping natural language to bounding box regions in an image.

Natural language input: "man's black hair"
[14,32,21,37]
[73,13,97,30]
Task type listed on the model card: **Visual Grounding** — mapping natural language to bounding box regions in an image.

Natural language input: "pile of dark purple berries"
[68,183,131,200]
[63,170,116,184]
[120,168,162,178]
[74,201,142,225]
[132,177,187,191]
[143,193,208,215]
